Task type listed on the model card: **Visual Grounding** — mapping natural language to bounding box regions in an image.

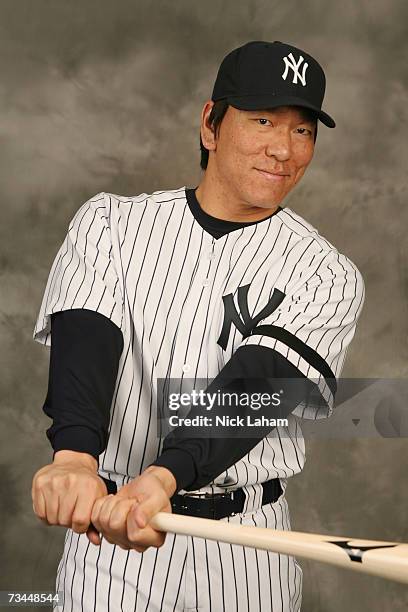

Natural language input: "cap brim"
[226,94,336,128]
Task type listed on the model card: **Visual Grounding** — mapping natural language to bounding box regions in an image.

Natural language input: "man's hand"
[90,466,177,552]
[31,450,108,545]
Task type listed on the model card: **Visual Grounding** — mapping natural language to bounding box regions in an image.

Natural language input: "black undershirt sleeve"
[150,345,319,492]
[44,309,124,464]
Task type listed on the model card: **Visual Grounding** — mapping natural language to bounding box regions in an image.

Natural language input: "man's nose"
[265,128,291,161]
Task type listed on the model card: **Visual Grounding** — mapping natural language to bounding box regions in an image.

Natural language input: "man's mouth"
[255,168,288,181]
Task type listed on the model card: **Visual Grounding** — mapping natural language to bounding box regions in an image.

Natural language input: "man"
[31,40,365,611]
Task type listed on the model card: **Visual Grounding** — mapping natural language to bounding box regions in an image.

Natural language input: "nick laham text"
[168,415,289,428]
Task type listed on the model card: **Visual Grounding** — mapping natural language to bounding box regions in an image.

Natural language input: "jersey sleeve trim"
[246,324,337,395]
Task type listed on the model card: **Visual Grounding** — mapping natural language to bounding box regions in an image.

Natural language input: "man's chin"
[248,190,284,210]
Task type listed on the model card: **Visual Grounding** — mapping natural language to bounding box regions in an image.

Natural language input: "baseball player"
[31,40,365,611]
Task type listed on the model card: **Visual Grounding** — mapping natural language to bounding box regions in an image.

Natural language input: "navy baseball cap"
[211,40,336,128]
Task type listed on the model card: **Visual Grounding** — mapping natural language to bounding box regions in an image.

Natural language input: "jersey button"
[182,364,191,373]
[207,251,215,260]
[202,278,210,287]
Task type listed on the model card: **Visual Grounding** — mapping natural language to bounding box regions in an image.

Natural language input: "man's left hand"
[90,466,177,552]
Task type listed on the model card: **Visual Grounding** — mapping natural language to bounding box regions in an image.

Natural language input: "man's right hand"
[31,450,108,545]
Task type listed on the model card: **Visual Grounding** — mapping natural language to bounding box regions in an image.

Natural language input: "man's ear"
[200,100,217,152]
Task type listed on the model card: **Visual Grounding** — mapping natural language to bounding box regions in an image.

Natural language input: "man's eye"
[256,118,272,126]
[296,127,312,135]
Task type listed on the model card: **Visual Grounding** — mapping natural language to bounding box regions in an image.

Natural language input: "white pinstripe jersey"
[33,186,365,496]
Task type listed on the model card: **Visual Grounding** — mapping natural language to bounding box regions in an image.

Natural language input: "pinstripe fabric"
[33,186,364,611]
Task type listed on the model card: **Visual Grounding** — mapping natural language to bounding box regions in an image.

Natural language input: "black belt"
[171,479,282,520]
[100,476,282,520]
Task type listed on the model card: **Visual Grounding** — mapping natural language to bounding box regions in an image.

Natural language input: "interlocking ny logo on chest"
[217,284,286,350]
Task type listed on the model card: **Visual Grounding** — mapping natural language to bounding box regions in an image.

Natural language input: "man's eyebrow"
[245,108,316,122]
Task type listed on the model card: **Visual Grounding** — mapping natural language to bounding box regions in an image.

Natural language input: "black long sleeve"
[43,309,124,463]
[150,345,320,492]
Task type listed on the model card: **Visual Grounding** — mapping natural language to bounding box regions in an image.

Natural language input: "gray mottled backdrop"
[1,1,407,610]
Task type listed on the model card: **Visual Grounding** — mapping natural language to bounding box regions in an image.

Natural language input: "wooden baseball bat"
[149,512,408,584]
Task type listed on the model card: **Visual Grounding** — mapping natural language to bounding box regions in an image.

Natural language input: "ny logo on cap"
[281,53,308,86]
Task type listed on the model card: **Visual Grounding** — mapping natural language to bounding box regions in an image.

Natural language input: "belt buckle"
[185,491,234,520]
[206,493,229,519]
[208,491,235,520]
